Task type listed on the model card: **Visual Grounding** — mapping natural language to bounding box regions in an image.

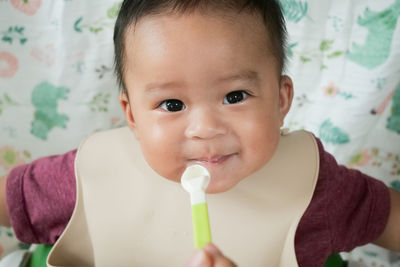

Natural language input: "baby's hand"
[186,243,237,267]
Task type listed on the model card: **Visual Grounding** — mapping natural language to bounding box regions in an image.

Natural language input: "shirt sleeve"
[6,150,77,244]
[318,139,391,252]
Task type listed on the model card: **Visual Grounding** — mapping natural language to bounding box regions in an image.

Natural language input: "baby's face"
[120,11,293,193]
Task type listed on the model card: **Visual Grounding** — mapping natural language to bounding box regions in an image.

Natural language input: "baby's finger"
[185,249,212,267]
[203,243,237,267]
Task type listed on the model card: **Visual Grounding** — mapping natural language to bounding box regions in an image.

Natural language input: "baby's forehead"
[124,10,274,58]
[121,11,281,92]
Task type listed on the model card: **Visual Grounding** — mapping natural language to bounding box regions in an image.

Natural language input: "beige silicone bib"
[48,127,319,267]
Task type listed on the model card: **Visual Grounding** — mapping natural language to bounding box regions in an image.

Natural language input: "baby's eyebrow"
[217,70,260,84]
[145,81,185,93]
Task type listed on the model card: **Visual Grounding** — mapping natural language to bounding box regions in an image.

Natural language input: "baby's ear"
[119,93,140,140]
[278,75,294,126]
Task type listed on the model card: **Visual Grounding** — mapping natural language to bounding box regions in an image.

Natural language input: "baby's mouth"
[190,153,236,165]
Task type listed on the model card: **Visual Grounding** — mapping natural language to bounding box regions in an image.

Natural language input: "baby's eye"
[159,99,186,112]
[223,90,249,104]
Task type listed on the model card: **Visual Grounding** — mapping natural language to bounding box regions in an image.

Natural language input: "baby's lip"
[190,153,236,165]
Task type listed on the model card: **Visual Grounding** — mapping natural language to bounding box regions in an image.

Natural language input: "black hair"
[114,0,287,94]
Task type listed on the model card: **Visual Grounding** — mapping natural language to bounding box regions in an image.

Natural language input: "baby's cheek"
[245,129,279,165]
[140,136,183,181]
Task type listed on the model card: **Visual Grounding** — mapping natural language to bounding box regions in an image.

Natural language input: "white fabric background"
[0,0,399,265]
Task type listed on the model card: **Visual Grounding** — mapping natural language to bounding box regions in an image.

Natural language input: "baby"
[1,0,400,266]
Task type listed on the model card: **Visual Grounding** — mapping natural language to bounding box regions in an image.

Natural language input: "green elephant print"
[347,0,400,69]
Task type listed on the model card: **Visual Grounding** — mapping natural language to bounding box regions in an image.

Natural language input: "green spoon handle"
[192,202,212,248]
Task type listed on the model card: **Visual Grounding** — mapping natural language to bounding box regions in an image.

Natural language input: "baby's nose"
[184,108,227,140]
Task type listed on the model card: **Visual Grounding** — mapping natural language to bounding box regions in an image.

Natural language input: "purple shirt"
[5,138,390,267]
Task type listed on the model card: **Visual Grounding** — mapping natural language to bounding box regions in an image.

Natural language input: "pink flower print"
[0,146,25,172]
[31,44,56,67]
[10,0,41,16]
[349,149,372,167]
[0,52,19,78]
[111,117,121,125]
[323,82,340,97]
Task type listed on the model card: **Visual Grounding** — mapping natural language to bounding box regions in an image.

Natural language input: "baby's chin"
[205,178,241,194]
